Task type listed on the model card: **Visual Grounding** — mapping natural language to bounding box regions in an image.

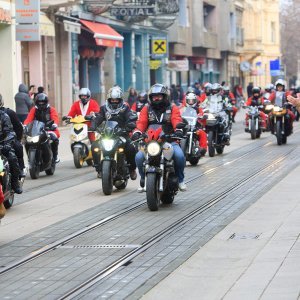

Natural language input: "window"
[230,12,236,39]
[271,22,276,43]
[203,3,215,32]
[178,0,189,27]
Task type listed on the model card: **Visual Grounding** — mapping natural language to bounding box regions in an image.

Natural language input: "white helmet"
[106,86,124,114]
[186,92,197,107]
[275,79,286,89]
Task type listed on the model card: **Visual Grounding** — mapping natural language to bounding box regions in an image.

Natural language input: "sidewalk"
[143,165,300,300]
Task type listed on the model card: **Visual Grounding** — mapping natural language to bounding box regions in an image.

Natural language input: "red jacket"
[135,105,182,133]
[67,99,99,117]
[245,96,264,106]
[24,106,60,138]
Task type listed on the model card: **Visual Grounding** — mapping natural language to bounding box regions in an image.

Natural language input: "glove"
[62,116,71,122]
[1,143,12,153]
[131,131,142,141]
[174,129,183,138]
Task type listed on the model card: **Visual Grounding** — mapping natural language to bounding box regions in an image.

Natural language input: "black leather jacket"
[0,110,16,144]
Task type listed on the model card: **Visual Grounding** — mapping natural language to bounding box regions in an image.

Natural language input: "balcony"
[203,31,217,49]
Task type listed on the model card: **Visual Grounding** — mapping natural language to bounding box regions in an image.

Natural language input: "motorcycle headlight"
[147,141,161,156]
[207,113,216,120]
[265,105,274,110]
[27,135,40,143]
[101,139,114,151]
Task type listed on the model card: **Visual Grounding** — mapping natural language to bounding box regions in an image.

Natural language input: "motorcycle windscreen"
[274,91,284,107]
[181,107,198,126]
[101,120,119,136]
[26,120,45,137]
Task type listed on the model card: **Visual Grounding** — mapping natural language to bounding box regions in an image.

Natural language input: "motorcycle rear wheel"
[115,178,128,190]
[146,173,160,211]
[276,120,283,145]
[45,161,56,176]
[29,150,39,179]
[161,191,174,204]
[208,131,215,157]
[216,146,224,154]
[73,148,84,169]
[102,160,113,195]
[189,157,200,166]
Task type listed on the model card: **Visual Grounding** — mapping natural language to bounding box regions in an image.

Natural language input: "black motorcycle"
[181,107,202,166]
[25,120,56,179]
[92,120,133,195]
[243,105,264,139]
[0,145,25,209]
[203,109,232,157]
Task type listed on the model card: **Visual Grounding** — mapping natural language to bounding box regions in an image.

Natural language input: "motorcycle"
[243,105,264,139]
[25,120,56,179]
[0,146,26,209]
[202,108,232,157]
[181,107,202,166]
[63,115,94,168]
[91,120,133,195]
[291,105,300,122]
[136,124,183,211]
[269,104,292,145]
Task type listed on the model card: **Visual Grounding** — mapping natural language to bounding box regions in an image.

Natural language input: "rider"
[183,92,207,156]
[90,86,138,180]
[0,109,22,194]
[222,86,237,122]
[244,86,267,130]
[131,91,148,114]
[65,87,99,142]
[268,79,295,130]
[0,94,26,177]
[132,83,187,192]
[24,93,61,163]
[202,83,232,143]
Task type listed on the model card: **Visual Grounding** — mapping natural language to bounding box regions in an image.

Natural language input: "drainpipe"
[131,31,136,89]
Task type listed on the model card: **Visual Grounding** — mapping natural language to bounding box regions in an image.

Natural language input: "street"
[0,111,299,299]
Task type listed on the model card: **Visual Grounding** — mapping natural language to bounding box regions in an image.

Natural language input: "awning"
[80,19,123,48]
[40,13,55,37]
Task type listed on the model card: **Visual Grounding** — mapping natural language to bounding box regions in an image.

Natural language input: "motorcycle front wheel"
[250,119,256,140]
[146,173,160,211]
[208,131,215,157]
[276,120,283,145]
[29,150,39,179]
[102,160,113,195]
[73,147,84,168]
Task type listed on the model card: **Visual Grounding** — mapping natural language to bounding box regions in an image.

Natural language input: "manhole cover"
[229,233,261,240]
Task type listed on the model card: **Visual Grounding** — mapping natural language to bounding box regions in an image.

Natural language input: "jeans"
[135,142,185,183]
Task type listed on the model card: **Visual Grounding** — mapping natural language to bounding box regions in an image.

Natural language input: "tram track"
[59,147,296,299]
[0,141,292,277]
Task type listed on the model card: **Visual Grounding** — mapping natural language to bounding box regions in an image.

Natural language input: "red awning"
[80,19,123,48]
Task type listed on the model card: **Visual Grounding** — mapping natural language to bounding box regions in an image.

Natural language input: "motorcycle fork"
[159,155,164,192]
[256,117,259,130]
[188,132,193,154]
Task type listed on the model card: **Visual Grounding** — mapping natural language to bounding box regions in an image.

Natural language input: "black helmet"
[35,93,49,111]
[79,88,91,105]
[252,86,261,94]
[211,83,221,95]
[148,83,169,108]
[106,86,124,113]
[138,91,148,103]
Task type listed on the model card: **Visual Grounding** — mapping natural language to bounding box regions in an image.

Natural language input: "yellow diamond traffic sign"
[152,38,167,55]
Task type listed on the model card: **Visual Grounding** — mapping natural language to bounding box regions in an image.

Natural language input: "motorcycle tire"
[29,150,39,179]
[282,135,287,144]
[4,193,14,209]
[161,191,174,204]
[216,146,224,154]
[189,157,200,166]
[45,162,56,176]
[146,173,160,211]
[276,120,283,145]
[86,159,93,166]
[250,119,256,140]
[208,131,215,157]
[115,178,128,190]
[73,147,84,169]
[102,160,113,195]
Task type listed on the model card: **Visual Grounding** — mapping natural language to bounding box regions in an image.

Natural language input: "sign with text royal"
[15,0,40,24]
